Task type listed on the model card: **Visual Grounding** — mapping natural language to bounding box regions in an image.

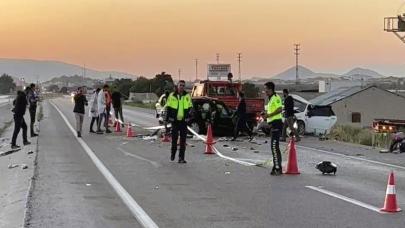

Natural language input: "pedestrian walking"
[89,88,100,133]
[263,82,283,175]
[96,86,106,134]
[111,90,124,127]
[11,90,30,149]
[103,84,112,134]
[231,91,253,141]
[73,87,88,137]
[281,89,300,142]
[26,83,39,137]
[166,80,193,163]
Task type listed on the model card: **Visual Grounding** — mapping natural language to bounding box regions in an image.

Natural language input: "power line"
[195,58,198,81]
[294,44,300,85]
[237,53,242,82]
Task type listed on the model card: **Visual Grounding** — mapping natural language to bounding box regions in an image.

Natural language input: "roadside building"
[310,86,405,128]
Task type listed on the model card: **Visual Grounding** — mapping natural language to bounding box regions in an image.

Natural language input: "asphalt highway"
[25,97,405,228]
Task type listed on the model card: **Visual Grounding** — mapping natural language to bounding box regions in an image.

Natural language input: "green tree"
[130,77,150,93]
[46,84,60,93]
[0,74,16,94]
[111,78,135,98]
[151,72,174,96]
[242,82,259,98]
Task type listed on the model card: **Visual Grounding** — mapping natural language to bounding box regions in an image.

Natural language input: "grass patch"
[329,125,391,148]
[125,102,154,110]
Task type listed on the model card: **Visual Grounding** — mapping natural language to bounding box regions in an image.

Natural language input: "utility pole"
[216,53,220,64]
[178,68,181,81]
[237,53,242,82]
[294,43,300,85]
[195,59,198,81]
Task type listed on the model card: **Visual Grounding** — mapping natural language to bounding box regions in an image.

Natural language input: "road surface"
[24,97,405,228]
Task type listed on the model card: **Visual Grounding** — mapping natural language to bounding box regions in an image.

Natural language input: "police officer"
[263,82,283,175]
[166,80,193,163]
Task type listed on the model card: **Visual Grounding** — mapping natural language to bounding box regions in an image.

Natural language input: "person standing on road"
[103,84,112,133]
[111,90,124,127]
[96,86,106,134]
[281,89,300,142]
[263,82,283,175]
[232,92,253,141]
[166,80,193,163]
[26,83,39,137]
[73,87,88,138]
[11,90,30,149]
[89,88,100,133]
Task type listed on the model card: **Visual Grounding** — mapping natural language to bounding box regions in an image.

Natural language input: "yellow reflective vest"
[167,92,193,121]
[267,94,283,123]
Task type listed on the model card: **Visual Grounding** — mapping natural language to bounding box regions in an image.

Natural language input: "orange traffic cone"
[126,123,135,137]
[285,137,300,174]
[381,171,401,212]
[114,120,122,132]
[161,133,171,142]
[204,124,215,154]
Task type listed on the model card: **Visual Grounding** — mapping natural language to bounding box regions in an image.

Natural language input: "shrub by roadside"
[329,125,391,148]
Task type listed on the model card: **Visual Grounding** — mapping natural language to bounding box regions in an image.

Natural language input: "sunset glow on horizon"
[0,0,404,78]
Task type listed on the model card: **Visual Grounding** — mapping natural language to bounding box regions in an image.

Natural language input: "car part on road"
[315,161,337,175]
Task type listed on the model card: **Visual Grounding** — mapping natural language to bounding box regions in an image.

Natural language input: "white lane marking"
[297,145,405,171]
[212,147,257,166]
[186,126,257,167]
[50,101,159,228]
[306,186,382,213]
[118,147,161,168]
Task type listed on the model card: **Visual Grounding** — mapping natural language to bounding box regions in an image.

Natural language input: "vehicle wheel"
[297,120,305,136]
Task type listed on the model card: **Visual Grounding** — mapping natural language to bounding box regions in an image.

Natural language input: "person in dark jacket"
[111,90,124,127]
[11,90,30,149]
[231,92,253,141]
[281,89,300,142]
[73,87,88,137]
[26,83,39,137]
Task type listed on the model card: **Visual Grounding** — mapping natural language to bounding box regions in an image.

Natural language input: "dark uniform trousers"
[11,115,28,145]
[270,119,283,170]
[29,105,37,135]
[171,120,187,160]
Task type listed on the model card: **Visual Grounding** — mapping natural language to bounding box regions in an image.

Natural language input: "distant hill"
[272,65,340,80]
[344,67,384,79]
[0,58,137,83]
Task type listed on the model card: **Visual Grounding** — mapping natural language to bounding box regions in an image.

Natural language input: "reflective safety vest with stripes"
[266,94,283,123]
[167,92,193,121]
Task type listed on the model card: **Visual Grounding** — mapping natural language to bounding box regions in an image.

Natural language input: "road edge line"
[305,186,383,213]
[50,101,159,228]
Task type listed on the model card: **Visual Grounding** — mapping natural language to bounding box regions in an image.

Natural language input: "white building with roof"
[310,86,405,128]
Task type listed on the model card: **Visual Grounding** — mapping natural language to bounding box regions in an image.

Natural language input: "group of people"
[9,79,297,175]
[11,83,39,149]
[163,80,299,172]
[72,84,124,138]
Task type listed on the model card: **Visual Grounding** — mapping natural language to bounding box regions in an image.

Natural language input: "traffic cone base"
[115,121,122,132]
[126,123,136,137]
[381,172,401,213]
[161,134,171,142]
[285,137,300,175]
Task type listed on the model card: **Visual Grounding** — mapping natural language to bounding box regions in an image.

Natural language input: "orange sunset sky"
[0,0,404,78]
